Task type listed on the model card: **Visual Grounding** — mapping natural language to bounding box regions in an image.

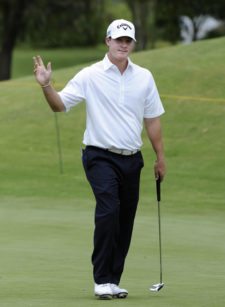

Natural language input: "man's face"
[106,36,135,62]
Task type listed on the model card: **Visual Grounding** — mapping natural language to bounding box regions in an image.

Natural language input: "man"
[33,19,166,300]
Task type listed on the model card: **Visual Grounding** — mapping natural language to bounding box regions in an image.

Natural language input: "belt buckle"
[108,147,138,156]
[121,149,132,155]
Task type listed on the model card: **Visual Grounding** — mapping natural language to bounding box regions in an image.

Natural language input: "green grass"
[1,198,224,307]
[12,45,106,79]
[133,37,225,99]
[1,37,225,306]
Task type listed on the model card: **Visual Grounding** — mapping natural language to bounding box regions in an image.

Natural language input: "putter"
[150,177,164,292]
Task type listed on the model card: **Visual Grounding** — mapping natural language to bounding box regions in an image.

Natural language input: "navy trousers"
[82,146,144,285]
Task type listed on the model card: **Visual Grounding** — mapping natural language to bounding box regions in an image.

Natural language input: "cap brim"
[111,33,136,42]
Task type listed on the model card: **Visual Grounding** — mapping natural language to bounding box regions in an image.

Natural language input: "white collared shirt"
[58,54,165,150]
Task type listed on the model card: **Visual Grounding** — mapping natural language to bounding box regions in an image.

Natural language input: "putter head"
[150,283,164,292]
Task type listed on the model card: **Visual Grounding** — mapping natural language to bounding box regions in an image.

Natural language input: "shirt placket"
[118,75,125,105]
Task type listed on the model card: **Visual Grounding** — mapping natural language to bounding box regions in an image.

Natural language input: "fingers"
[33,56,52,78]
[33,56,37,65]
[154,160,166,182]
[36,55,44,66]
[33,55,45,70]
[46,62,52,72]
[156,172,164,182]
[33,55,43,65]
[33,56,38,73]
[154,170,162,182]
[33,56,40,74]
[33,55,52,87]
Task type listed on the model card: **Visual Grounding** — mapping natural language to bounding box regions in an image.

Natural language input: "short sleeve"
[58,68,87,112]
[144,73,165,118]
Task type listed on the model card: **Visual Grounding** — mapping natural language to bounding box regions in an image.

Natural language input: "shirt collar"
[103,54,134,72]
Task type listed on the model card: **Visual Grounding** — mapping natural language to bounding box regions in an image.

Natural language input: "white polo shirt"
[58,54,165,150]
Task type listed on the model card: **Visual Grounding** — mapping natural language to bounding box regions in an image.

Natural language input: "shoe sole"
[95,294,113,300]
[113,292,128,299]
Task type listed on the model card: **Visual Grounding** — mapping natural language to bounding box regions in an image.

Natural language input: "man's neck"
[107,53,128,74]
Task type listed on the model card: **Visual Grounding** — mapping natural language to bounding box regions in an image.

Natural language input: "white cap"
[106,19,136,42]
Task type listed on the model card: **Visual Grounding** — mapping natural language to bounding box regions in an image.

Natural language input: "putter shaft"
[150,178,164,292]
[157,197,163,284]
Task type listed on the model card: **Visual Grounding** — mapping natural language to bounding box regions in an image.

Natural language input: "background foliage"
[1,0,225,80]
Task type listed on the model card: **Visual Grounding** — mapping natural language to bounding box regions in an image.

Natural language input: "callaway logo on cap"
[106,19,136,41]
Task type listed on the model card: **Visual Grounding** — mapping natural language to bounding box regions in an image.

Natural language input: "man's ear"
[105,37,111,46]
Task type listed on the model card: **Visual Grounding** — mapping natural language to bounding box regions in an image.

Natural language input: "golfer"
[33,19,166,300]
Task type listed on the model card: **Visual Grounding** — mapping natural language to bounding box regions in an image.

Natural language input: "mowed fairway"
[0,37,225,306]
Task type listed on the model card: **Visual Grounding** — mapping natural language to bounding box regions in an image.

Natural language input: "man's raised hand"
[33,55,52,87]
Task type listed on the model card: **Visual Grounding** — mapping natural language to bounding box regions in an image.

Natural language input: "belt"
[85,146,140,156]
[107,147,139,156]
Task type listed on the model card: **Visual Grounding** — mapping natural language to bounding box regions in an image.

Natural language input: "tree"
[0,0,30,80]
[25,0,105,48]
[0,0,105,80]
[155,0,181,44]
[126,0,157,50]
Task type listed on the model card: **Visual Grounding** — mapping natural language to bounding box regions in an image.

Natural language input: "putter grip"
[156,177,161,202]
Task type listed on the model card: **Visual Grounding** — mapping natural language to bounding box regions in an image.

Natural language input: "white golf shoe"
[94,283,113,300]
[110,283,128,298]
